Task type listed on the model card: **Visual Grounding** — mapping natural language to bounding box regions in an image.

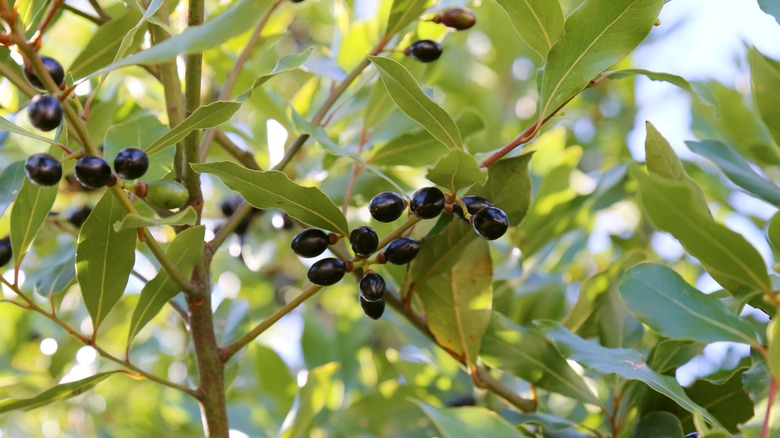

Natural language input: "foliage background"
[0,0,780,436]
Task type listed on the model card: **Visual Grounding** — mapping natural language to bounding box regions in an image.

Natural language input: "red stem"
[762,376,778,438]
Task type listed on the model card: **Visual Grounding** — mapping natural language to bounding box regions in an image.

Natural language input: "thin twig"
[62,4,106,24]
[87,0,111,22]
[762,376,778,438]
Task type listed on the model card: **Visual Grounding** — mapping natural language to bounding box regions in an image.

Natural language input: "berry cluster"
[24,55,66,132]
[410,187,509,240]
[403,7,477,63]
[24,147,149,190]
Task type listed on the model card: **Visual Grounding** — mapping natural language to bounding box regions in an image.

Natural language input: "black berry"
[409,187,445,219]
[307,257,346,286]
[220,197,238,217]
[114,147,149,180]
[433,8,477,31]
[291,228,329,258]
[359,271,386,302]
[452,195,494,222]
[25,153,62,186]
[369,191,407,222]
[68,205,92,228]
[74,156,113,189]
[28,94,63,132]
[383,237,421,265]
[405,40,443,63]
[0,237,11,268]
[350,226,379,257]
[24,56,65,89]
[360,296,385,320]
[471,206,509,240]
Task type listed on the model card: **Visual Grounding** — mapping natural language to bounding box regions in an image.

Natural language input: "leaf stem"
[762,376,778,438]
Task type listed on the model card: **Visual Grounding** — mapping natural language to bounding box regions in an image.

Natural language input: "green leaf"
[127,226,204,343]
[471,152,533,225]
[501,411,585,435]
[192,162,349,236]
[0,371,120,413]
[750,48,780,150]
[607,69,717,108]
[0,161,26,218]
[10,172,59,267]
[0,116,59,145]
[769,211,780,251]
[426,150,486,192]
[104,114,172,182]
[384,0,431,36]
[68,8,143,78]
[279,362,340,438]
[539,0,663,120]
[76,192,137,331]
[368,111,484,167]
[538,321,724,428]
[619,264,759,346]
[632,412,683,438]
[146,49,312,156]
[768,316,780,379]
[480,313,600,405]
[684,373,754,433]
[415,402,523,438]
[34,253,76,297]
[114,206,198,231]
[631,169,772,299]
[84,0,267,79]
[494,0,564,60]
[368,56,462,150]
[759,0,780,26]
[687,139,780,205]
[414,222,492,371]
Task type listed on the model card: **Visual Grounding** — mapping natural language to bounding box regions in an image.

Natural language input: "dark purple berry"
[24,56,65,89]
[307,257,346,286]
[383,237,421,265]
[359,271,386,302]
[409,187,445,219]
[470,206,509,240]
[0,237,11,268]
[25,153,62,186]
[452,195,494,222]
[220,197,238,217]
[291,228,329,258]
[369,191,407,222]
[114,147,149,180]
[74,156,113,189]
[405,40,443,63]
[350,226,379,257]
[360,296,385,319]
[433,8,477,31]
[28,94,63,132]
[68,205,92,228]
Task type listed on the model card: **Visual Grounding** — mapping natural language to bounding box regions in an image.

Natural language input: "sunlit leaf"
[415,402,523,438]
[494,0,564,60]
[278,362,340,438]
[0,372,121,413]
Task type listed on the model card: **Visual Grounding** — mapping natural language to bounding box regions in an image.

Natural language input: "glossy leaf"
[471,152,533,225]
[0,116,58,145]
[631,169,771,297]
[749,47,780,147]
[10,171,59,266]
[687,139,780,205]
[426,150,486,192]
[146,49,311,156]
[539,0,663,119]
[494,0,564,60]
[83,0,266,79]
[69,8,143,78]
[684,373,754,433]
[193,162,349,236]
[114,207,198,231]
[127,226,204,343]
[369,56,462,150]
[480,313,600,405]
[279,362,340,438]
[607,69,717,108]
[501,411,586,435]
[538,321,723,428]
[34,253,76,297]
[0,371,120,413]
[384,0,431,36]
[619,264,758,345]
[414,222,492,371]
[76,192,137,331]
[0,161,25,218]
[416,402,523,438]
[632,412,683,438]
